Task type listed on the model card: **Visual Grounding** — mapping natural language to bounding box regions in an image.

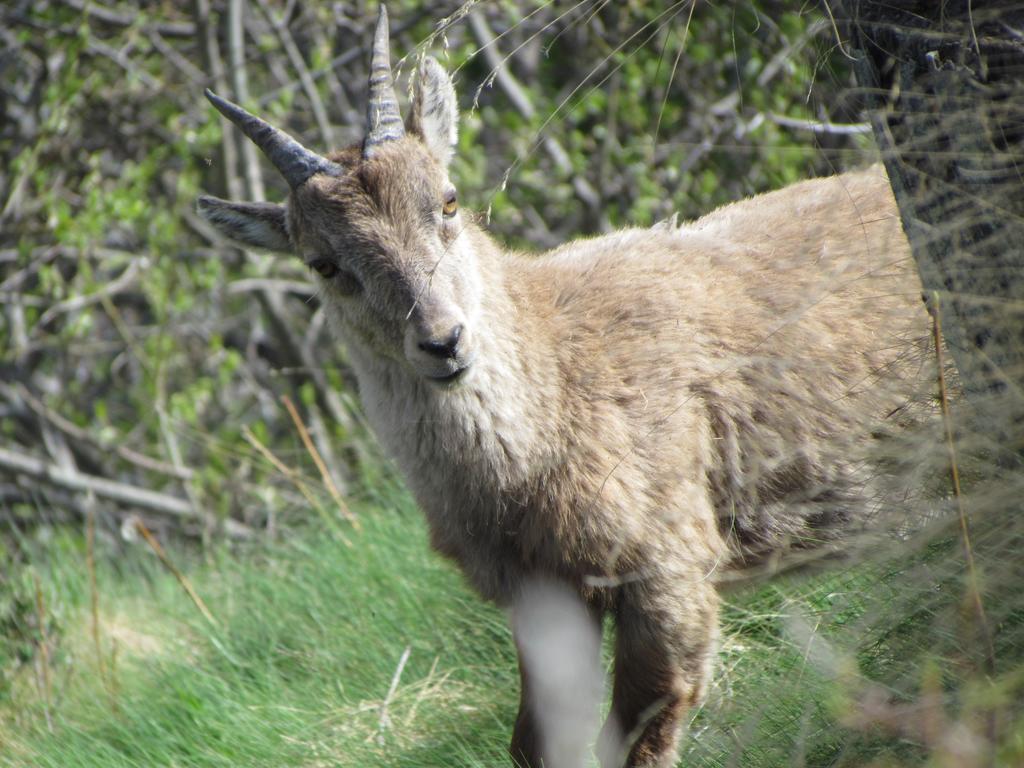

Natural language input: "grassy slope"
[2,490,518,768]
[2,482,1020,767]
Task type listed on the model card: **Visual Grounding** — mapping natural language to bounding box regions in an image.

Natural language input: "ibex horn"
[363,4,405,157]
[205,89,341,189]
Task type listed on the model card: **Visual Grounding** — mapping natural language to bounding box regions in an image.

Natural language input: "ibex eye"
[310,260,339,279]
[442,189,458,218]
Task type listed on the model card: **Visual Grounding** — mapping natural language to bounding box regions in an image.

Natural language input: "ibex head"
[198,6,480,385]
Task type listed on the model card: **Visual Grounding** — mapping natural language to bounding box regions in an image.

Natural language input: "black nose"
[418,324,463,359]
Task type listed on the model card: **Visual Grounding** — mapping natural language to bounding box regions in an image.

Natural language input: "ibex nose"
[417,324,463,360]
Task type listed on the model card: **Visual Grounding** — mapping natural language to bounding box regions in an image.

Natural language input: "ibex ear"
[196,196,291,253]
[409,57,458,167]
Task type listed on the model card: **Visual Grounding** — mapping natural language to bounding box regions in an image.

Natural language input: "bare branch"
[253,0,335,148]
[0,445,251,538]
[60,0,196,38]
[0,382,192,480]
[193,0,244,199]
[33,256,145,331]
[148,29,206,86]
[228,0,266,201]
[766,112,872,135]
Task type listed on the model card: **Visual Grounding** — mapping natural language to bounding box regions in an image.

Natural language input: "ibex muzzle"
[404,294,473,382]
[198,5,931,767]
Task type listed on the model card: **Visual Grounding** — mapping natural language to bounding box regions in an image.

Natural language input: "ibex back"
[198,7,930,767]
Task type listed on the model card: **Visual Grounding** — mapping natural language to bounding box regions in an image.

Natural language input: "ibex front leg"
[509,577,605,768]
[599,576,719,768]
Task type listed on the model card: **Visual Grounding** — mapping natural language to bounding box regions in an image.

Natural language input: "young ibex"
[198,7,929,767]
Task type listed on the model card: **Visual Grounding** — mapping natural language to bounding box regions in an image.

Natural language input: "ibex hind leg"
[599,577,719,768]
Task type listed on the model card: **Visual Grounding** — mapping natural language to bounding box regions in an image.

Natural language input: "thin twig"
[83,39,160,90]
[254,6,434,108]
[280,395,357,527]
[0,246,137,291]
[929,292,995,676]
[241,424,353,547]
[134,519,218,627]
[99,289,151,376]
[305,9,360,132]
[756,19,828,88]
[0,247,57,293]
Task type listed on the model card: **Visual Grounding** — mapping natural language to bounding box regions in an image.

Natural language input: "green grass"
[1,492,517,767]
[2,483,1022,767]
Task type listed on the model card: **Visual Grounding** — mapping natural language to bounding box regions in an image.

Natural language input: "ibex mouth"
[425,365,471,386]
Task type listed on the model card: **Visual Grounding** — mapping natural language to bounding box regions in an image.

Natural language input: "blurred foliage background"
[1,1,1020,767]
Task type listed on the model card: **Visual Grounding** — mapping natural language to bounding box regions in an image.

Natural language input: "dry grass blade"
[929,292,996,678]
[134,519,218,628]
[468,10,600,211]
[242,424,311,498]
[240,424,349,543]
[651,0,696,154]
[238,428,352,548]
[280,394,358,528]
[377,644,412,745]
